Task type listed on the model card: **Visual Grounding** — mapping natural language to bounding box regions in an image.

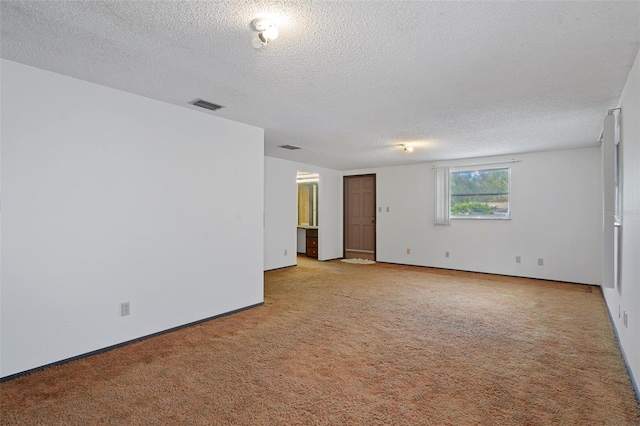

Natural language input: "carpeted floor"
[2,256,639,425]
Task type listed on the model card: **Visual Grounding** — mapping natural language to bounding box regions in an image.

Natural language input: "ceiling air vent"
[278,144,301,150]
[190,99,224,112]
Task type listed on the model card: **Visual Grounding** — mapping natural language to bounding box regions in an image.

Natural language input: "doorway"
[344,174,376,261]
[297,171,319,259]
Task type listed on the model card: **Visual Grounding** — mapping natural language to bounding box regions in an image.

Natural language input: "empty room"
[1,1,639,424]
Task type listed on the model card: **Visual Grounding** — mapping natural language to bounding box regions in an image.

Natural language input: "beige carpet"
[2,256,639,425]
[340,258,375,264]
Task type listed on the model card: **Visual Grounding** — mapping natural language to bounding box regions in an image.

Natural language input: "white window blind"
[434,167,450,225]
[601,110,620,289]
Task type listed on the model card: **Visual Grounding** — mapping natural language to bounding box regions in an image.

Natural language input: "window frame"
[449,166,512,220]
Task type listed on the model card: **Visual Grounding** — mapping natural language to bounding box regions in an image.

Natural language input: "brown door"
[344,174,376,260]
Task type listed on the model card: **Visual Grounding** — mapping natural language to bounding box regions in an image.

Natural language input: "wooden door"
[344,175,376,260]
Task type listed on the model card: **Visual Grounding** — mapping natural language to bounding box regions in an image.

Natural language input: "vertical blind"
[434,167,450,225]
[601,110,620,289]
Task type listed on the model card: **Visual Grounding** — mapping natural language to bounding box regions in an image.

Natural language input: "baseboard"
[264,264,297,271]
[374,261,598,287]
[600,288,640,404]
[0,302,264,383]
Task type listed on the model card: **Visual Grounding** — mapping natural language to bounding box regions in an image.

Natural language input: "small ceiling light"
[252,18,279,47]
[402,145,414,153]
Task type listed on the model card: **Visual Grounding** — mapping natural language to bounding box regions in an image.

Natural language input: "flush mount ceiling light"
[252,18,279,48]
[402,144,414,153]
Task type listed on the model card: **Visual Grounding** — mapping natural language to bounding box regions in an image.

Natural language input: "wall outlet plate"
[121,302,130,317]
[516,256,521,263]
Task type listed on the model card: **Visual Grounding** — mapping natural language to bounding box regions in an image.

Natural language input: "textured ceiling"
[2,1,639,170]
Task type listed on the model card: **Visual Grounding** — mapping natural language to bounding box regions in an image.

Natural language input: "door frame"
[343,174,377,261]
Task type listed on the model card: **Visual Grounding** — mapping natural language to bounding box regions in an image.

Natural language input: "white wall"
[296,228,306,254]
[264,157,297,269]
[318,169,343,260]
[602,48,640,393]
[346,147,602,285]
[264,157,342,270]
[1,60,265,378]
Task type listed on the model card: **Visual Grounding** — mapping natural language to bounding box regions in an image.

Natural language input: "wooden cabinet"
[306,228,318,258]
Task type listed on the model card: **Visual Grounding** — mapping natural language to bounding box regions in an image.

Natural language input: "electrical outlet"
[406,248,411,255]
[121,302,130,317]
[445,251,450,258]
[516,256,521,264]
[378,207,382,213]
[623,311,628,327]
[538,258,544,266]
[284,249,288,256]
[386,207,390,212]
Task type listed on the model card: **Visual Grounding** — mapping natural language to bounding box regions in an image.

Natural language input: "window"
[450,167,510,219]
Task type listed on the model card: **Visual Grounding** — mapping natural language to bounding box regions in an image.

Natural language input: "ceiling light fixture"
[402,144,414,153]
[252,18,279,48]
